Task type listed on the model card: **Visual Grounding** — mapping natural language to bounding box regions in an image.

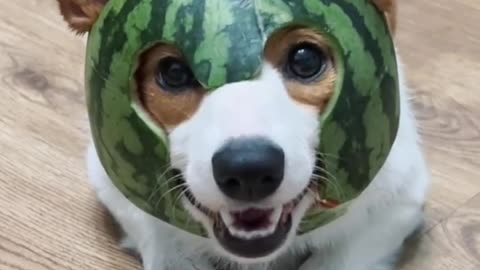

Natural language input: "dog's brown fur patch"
[264,28,337,112]
[57,0,108,34]
[135,44,205,131]
[372,0,398,34]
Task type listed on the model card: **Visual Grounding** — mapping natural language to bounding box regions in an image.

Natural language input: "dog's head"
[58,0,397,264]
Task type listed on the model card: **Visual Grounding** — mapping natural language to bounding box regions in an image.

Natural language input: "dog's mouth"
[183,184,309,259]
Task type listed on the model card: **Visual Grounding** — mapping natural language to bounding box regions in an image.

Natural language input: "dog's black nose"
[212,137,285,202]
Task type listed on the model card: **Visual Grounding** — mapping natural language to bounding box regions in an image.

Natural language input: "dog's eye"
[287,43,327,81]
[155,57,198,92]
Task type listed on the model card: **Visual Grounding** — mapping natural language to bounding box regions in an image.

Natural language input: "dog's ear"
[371,0,397,34]
[57,0,108,34]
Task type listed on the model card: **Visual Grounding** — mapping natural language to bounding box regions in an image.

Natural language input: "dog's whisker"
[157,171,183,188]
[313,164,338,183]
[153,167,179,188]
[172,188,190,222]
[310,186,324,200]
[156,165,178,178]
[315,150,341,159]
[310,153,347,200]
[311,173,342,198]
[153,160,188,195]
[153,174,178,194]
[173,187,189,205]
[311,173,345,200]
[149,174,184,202]
[154,182,188,210]
[315,151,345,165]
[159,181,188,199]
[153,184,186,209]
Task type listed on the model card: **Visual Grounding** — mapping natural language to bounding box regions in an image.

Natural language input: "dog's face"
[149,31,335,262]
[135,29,336,262]
[58,0,397,264]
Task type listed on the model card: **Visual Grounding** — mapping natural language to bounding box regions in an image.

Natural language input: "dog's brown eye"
[287,43,327,81]
[155,57,198,92]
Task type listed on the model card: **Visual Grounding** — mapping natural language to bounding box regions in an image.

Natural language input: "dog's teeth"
[219,210,234,226]
[270,206,283,225]
[281,203,295,223]
[218,206,283,240]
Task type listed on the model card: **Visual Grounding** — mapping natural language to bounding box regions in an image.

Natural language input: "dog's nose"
[212,137,285,202]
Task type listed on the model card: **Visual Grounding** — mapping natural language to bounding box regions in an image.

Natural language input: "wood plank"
[395,0,480,231]
[399,193,480,270]
[0,1,138,269]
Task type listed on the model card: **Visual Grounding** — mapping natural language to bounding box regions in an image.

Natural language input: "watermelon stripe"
[290,1,377,192]
[173,0,206,81]
[162,0,194,41]
[141,0,167,45]
[380,74,399,143]
[223,3,264,83]
[101,0,152,201]
[333,0,386,77]
[330,0,399,183]
[255,0,294,36]
[193,0,235,88]
[87,0,141,185]
[349,0,397,74]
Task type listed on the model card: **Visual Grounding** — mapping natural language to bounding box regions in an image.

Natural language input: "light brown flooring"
[0,0,479,269]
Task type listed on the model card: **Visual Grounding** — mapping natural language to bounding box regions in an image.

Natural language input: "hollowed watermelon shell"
[85,0,400,236]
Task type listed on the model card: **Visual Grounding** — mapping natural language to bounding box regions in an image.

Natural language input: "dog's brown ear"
[57,0,108,34]
[371,0,397,34]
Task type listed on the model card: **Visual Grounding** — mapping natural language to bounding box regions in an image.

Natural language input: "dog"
[57,0,430,269]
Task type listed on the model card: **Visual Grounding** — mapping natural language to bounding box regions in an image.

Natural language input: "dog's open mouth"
[183,186,309,258]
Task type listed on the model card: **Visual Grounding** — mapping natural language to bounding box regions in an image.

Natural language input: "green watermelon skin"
[85,0,399,236]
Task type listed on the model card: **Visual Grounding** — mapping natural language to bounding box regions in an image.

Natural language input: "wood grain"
[0,0,478,269]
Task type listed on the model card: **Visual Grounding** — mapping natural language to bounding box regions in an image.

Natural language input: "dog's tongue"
[232,208,273,231]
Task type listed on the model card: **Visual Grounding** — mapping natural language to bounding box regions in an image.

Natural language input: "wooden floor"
[0,0,479,269]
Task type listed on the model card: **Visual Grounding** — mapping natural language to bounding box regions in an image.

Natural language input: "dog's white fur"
[168,64,319,263]
[86,46,430,269]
